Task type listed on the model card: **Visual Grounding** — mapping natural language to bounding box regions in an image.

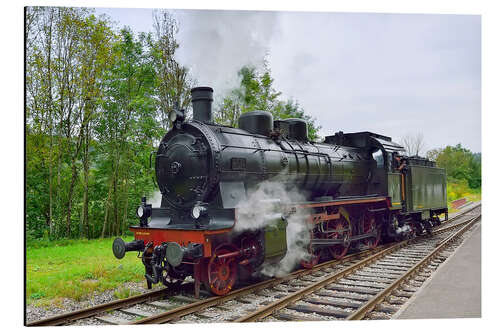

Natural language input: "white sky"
[94,8,481,153]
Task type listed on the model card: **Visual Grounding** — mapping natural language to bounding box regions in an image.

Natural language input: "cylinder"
[238,110,273,136]
[191,87,214,122]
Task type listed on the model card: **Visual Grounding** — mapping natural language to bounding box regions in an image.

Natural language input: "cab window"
[372,149,384,168]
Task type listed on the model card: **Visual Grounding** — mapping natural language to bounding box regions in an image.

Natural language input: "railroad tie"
[336,280,385,290]
[148,301,177,310]
[288,304,351,318]
[273,312,325,322]
[95,315,131,325]
[304,297,362,309]
[171,295,198,303]
[374,303,399,313]
[366,312,391,320]
[119,307,155,317]
[370,265,411,272]
[315,290,371,301]
[348,275,393,284]
[392,290,414,298]
[325,284,379,295]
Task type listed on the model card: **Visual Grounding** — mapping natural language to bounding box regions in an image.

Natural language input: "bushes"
[433,144,481,190]
[428,144,481,205]
[447,179,481,204]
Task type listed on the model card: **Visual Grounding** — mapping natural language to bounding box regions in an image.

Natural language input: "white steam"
[174,9,280,96]
[150,190,163,208]
[396,225,411,234]
[234,180,314,278]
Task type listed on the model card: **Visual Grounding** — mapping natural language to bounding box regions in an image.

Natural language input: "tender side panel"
[408,166,447,212]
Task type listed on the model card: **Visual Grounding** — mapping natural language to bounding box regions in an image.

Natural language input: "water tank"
[238,111,273,136]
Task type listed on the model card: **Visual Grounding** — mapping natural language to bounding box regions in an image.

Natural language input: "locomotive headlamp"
[137,196,152,226]
[136,205,144,218]
[169,109,185,123]
[169,110,177,122]
[191,205,201,219]
[191,204,206,219]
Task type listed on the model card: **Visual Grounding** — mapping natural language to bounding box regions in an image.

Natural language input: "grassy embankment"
[446,180,481,213]
[26,236,146,307]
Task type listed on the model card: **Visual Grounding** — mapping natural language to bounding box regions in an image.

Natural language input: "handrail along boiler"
[112,86,448,296]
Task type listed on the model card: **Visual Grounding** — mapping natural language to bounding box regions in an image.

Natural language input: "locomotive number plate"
[231,158,246,171]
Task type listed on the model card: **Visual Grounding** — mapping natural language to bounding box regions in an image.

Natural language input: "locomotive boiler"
[112,86,448,296]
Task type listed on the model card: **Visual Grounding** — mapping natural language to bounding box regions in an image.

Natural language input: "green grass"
[26,236,145,307]
[113,287,141,299]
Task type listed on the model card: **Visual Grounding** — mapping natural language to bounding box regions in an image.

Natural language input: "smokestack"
[191,87,213,122]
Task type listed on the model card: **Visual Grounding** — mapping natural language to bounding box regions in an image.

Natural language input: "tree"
[97,27,158,238]
[149,10,193,131]
[435,144,481,189]
[26,7,196,240]
[217,63,320,140]
[401,132,425,157]
[426,148,442,162]
[26,7,111,238]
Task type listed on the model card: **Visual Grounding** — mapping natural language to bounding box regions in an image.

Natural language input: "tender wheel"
[414,222,424,236]
[207,244,238,295]
[423,220,433,236]
[362,213,381,249]
[327,215,351,259]
[432,216,441,226]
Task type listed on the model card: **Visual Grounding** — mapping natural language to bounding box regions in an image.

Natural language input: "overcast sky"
[94,7,481,153]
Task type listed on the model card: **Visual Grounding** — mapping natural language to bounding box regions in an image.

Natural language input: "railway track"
[236,211,481,322]
[27,203,480,326]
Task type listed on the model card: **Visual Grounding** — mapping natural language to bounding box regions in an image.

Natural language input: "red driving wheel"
[207,244,238,295]
[328,216,351,259]
[362,213,381,249]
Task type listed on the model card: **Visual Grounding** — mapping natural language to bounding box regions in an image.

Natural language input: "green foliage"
[25,7,190,240]
[429,144,481,189]
[217,62,321,141]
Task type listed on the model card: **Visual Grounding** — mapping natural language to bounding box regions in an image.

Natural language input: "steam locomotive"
[112,87,448,296]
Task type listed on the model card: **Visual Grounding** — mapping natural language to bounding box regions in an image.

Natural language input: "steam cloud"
[174,9,280,96]
[235,179,315,278]
[150,190,163,208]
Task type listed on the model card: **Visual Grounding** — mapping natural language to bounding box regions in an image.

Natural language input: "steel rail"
[347,213,481,320]
[27,288,170,326]
[442,203,480,224]
[132,246,383,324]
[233,241,411,322]
[233,211,480,322]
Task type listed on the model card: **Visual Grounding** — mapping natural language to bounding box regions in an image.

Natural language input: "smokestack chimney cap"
[191,87,214,100]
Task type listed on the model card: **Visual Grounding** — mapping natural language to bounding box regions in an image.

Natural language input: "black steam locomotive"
[112,87,448,296]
